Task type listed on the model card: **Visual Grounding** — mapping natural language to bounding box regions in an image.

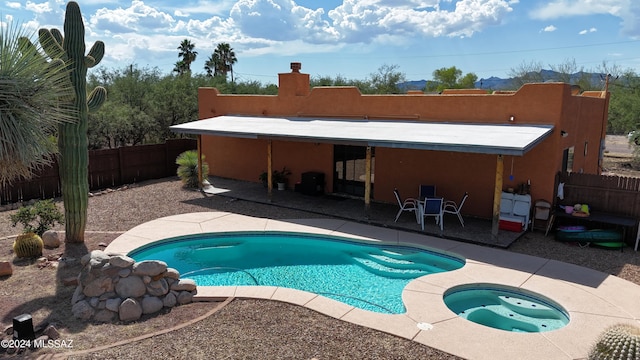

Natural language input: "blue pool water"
[443,284,570,332]
[129,232,465,314]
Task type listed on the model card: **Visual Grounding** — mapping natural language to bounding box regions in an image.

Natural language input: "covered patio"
[201,175,531,248]
[171,115,554,243]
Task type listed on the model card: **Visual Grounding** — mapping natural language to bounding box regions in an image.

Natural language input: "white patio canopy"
[170,116,554,156]
[170,115,555,239]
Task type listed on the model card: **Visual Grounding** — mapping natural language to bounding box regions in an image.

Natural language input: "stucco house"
[171,62,609,235]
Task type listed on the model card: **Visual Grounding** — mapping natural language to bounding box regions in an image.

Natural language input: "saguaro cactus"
[38,1,107,243]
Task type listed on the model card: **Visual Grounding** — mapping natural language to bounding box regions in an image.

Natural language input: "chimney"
[278,62,310,96]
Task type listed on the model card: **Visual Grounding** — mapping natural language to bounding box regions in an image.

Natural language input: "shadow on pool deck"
[202,176,524,249]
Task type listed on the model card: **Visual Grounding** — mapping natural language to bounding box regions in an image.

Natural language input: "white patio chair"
[393,188,419,223]
[444,192,469,227]
[420,197,443,231]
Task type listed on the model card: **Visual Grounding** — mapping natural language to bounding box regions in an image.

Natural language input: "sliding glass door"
[333,145,374,197]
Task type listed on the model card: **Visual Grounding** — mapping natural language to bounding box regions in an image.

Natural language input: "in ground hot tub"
[443,284,570,333]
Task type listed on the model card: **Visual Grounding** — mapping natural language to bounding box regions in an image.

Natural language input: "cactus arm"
[38,29,64,59]
[86,41,105,67]
[87,86,107,113]
[51,29,63,47]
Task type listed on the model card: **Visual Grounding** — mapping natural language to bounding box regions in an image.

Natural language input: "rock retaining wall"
[71,250,196,322]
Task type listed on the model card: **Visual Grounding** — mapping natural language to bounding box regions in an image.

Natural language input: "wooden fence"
[1,139,196,205]
[557,171,640,243]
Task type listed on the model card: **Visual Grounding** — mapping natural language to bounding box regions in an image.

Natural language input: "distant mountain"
[398,70,605,92]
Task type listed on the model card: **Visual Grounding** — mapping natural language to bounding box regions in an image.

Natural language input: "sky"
[2,0,640,85]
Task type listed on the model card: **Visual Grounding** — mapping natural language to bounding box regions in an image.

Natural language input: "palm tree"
[204,54,214,77]
[211,42,237,82]
[177,39,197,73]
[0,22,75,185]
[173,60,188,76]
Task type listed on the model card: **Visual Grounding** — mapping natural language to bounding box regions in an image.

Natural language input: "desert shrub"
[176,150,209,188]
[9,199,64,236]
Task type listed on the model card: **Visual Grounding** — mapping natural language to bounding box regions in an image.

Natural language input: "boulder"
[118,268,131,277]
[42,230,60,248]
[165,268,180,279]
[119,298,142,322]
[132,260,167,277]
[163,292,177,308]
[177,291,194,305]
[99,291,116,301]
[0,261,12,276]
[141,296,164,314]
[109,255,135,268]
[146,278,169,297]
[43,324,60,340]
[89,297,99,308]
[94,309,116,323]
[88,250,111,268]
[115,276,146,298]
[105,298,122,312]
[72,300,95,320]
[170,279,197,291]
[71,285,85,305]
[83,276,113,297]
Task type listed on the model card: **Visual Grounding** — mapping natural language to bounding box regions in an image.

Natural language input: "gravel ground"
[1,177,639,359]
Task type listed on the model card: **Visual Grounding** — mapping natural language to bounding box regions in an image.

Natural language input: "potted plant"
[259,171,269,187]
[272,167,291,190]
[9,199,64,258]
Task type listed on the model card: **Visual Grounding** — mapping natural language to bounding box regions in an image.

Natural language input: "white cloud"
[579,27,597,35]
[25,1,52,14]
[174,10,189,17]
[328,0,515,42]
[163,0,237,17]
[6,2,21,9]
[543,25,557,32]
[90,0,174,34]
[530,0,623,18]
[530,0,640,37]
[230,0,339,43]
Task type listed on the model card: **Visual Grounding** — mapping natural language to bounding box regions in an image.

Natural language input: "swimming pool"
[128,231,465,314]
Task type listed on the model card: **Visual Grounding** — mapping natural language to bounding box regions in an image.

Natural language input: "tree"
[208,43,237,82]
[427,66,478,92]
[0,22,75,185]
[608,70,640,135]
[368,64,405,94]
[177,39,197,74]
[508,60,545,89]
[508,59,599,91]
[204,55,215,77]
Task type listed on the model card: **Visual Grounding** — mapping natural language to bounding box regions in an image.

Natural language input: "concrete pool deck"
[106,212,640,360]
